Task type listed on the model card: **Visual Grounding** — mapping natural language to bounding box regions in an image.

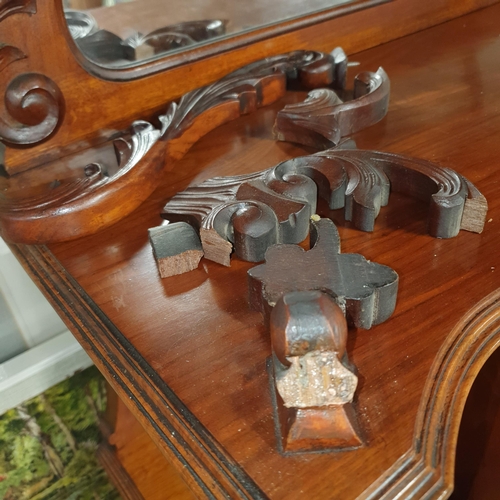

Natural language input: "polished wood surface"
[107,393,194,500]
[1,0,496,172]
[9,5,500,498]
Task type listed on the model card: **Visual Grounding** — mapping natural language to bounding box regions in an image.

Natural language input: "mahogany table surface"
[13,5,500,499]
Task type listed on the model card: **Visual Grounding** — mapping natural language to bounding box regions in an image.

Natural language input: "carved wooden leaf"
[274,67,390,149]
[0,43,26,73]
[160,146,486,273]
[0,0,36,22]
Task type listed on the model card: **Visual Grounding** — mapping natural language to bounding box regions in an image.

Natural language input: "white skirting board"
[0,330,93,415]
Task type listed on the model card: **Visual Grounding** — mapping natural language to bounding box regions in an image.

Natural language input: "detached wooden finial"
[270,290,362,453]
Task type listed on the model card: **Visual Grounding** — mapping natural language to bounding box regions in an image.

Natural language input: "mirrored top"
[63,0,355,67]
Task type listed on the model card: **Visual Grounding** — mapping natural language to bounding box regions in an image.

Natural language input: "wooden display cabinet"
[1,1,500,498]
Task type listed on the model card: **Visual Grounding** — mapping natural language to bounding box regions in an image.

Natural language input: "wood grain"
[106,391,194,500]
[7,5,500,499]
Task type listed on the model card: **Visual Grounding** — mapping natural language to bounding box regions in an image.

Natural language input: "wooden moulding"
[158,147,487,276]
[269,290,362,454]
[10,232,500,497]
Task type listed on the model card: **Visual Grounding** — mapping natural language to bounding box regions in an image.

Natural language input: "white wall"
[0,238,93,413]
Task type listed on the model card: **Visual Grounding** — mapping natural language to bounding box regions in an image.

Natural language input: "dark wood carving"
[149,222,203,278]
[158,147,486,275]
[0,0,36,22]
[248,217,398,329]
[274,67,389,149]
[269,290,362,453]
[0,49,389,244]
[0,72,64,145]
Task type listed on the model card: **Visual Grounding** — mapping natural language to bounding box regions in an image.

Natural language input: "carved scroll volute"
[0,72,64,145]
[0,1,65,147]
[274,67,390,149]
[270,290,362,453]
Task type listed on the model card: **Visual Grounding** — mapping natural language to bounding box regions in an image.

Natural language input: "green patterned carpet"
[0,367,121,500]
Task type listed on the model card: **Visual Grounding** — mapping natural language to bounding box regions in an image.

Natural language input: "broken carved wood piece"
[156,148,486,276]
[248,217,398,330]
[269,290,362,453]
[1,47,388,244]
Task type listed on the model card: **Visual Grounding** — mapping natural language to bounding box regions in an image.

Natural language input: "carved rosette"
[274,67,390,149]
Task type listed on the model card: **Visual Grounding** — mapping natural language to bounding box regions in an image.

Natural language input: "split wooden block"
[148,223,203,278]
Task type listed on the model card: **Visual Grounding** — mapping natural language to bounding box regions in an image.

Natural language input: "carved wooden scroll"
[156,147,486,276]
[274,67,389,149]
[0,73,64,145]
[269,290,362,453]
[0,48,389,244]
[0,0,64,147]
